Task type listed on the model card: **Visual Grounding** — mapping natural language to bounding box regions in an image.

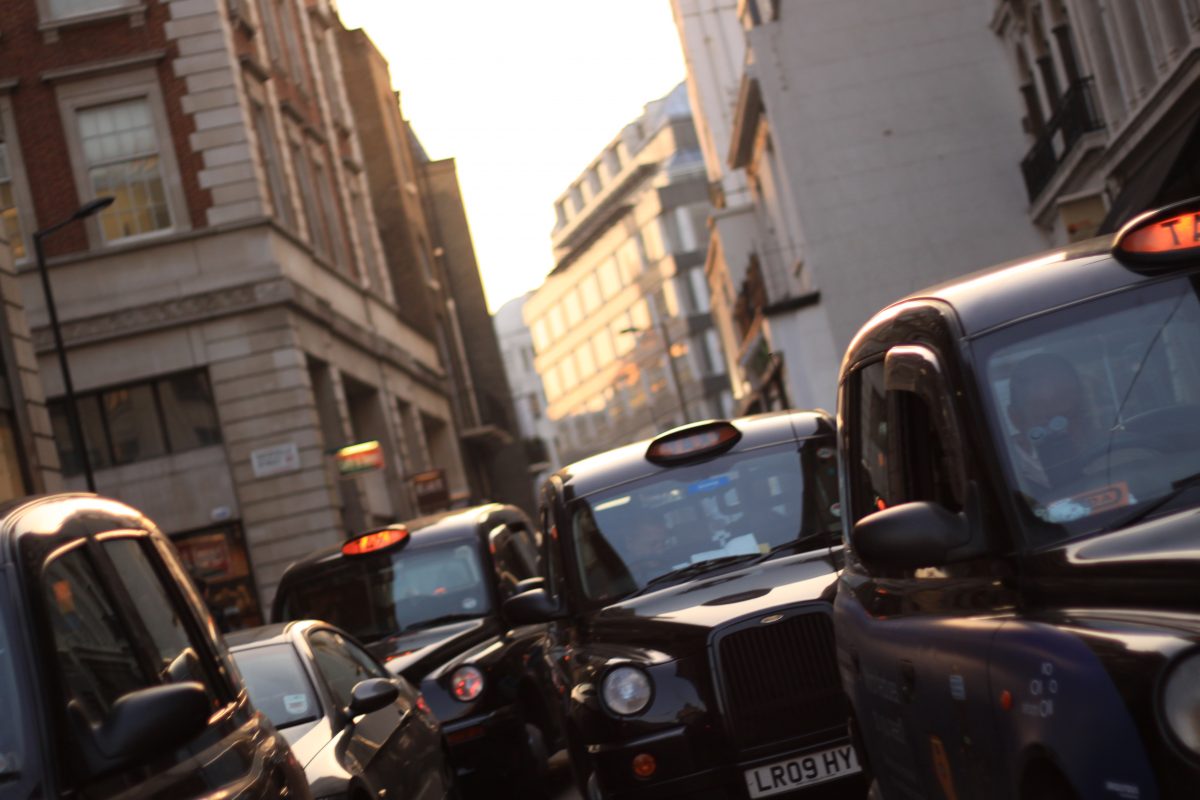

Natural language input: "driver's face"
[629,522,670,559]
[1011,374,1087,446]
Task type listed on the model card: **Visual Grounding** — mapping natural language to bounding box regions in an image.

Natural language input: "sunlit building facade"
[992,0,1200,241]
[526,84,731,466]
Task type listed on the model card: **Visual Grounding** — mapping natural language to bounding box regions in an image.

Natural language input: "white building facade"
[525,85,732,466]
[673,0,1052,411]
[493,292,560,490]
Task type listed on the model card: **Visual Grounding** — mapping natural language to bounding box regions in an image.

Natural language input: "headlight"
[1163,651,1200,754]
[601,666,652,716]
[450,665,484,702]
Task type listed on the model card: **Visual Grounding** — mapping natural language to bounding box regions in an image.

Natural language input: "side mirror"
[72,682,210,775]
[348,678,399,717]
[851,502,971,569]
[503,588,561,625]
[514,576,545,593]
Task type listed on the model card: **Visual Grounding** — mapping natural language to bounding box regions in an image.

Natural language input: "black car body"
[0,493,309,800]
[503,413,864,799]
[271,504,562,797]
[834,197,1200,799]
[228,621,455,800]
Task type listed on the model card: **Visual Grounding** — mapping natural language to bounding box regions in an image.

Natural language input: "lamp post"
[33,196,114,493]
[620,315,689,426]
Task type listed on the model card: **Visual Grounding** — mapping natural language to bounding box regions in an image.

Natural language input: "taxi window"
[976,275,1200,544]
[571,443,814,602]
[278,542,491,641]
[0,574,24,778]
[231,644,320,728]
[40,546,149,725]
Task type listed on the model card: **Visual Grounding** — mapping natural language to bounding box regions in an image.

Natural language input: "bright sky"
[334,1,688,313]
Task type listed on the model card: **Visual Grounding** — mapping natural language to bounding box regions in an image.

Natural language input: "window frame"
[36,0,144,27]
[0,94,35,262]
[55,68,190,248]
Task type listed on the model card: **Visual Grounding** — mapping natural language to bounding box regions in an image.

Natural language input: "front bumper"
[442,704,528,786]
[589,727,864,800]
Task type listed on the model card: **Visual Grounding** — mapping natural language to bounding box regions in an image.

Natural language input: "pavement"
[547,750,583,800]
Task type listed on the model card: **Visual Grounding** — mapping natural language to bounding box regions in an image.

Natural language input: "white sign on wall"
[250,442,301,478]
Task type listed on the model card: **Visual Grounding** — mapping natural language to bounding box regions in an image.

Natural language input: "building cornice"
[40,50,165,83]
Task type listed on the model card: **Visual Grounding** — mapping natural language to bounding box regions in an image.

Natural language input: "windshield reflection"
[977,275,1200,545]
[279,541,490,642]
[571,443,840,603]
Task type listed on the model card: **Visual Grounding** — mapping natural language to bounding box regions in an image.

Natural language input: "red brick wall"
[0,0,210,258]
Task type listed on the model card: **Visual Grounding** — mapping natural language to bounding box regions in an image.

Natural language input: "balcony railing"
[1020,77,1105,203]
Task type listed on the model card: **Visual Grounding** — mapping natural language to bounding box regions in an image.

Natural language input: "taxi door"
[836,341,1015,800]
[27,524,304,800]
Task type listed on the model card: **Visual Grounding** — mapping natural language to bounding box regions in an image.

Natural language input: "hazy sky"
[334,1,688,313]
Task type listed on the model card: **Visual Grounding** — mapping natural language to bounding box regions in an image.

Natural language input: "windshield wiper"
[631,555,760,597]
[1104,471,1200,532]
[403,613,484,633]
[750,531,834,565]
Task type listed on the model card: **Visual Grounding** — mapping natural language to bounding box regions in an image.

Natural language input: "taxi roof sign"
[647,420,742,465]
[342,525,409,557]
[1114,196,1200,269]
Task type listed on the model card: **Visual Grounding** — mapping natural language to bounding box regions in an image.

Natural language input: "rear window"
[276,541,491,642]
[570,442,838,603]
[231,644,319,728]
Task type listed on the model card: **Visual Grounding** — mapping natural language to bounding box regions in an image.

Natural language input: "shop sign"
[411,468,449,513]
[335,440,385,475]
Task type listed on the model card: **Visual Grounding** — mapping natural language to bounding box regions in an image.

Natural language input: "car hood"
[588,548,840,656]
[369,617,494,682]
[1033,507,1200,609]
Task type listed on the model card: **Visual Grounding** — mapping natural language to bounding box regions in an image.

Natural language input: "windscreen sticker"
[284,694,309,716]
[462,597,478,610]
[1038,481,1133,522]
[687,475,731,495]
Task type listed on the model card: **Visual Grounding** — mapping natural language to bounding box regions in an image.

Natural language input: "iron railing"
[1020,77,1104,203]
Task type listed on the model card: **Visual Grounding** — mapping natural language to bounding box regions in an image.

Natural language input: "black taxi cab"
[502,412,863,799]
[834,197,1200,799]
[0,493,309,800]
[270,504,562,798]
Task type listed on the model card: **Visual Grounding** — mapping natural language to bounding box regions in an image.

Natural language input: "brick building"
[0,0,474,618]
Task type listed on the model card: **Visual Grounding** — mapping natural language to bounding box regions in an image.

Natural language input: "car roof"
[276,503,518,583]
[553,410,834,500]
[0,493,160,567]
[871,233,1197,340]
[225,621,308,650]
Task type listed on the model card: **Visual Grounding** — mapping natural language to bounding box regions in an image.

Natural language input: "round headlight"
[601,666,652,716]
[450,665,484,702]
[1163,652,1200,755]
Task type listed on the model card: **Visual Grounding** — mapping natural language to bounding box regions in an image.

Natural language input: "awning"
[1099,110,1200,233]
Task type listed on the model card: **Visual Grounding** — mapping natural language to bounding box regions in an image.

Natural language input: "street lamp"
[33,196,114,493]
[620,315,689,425]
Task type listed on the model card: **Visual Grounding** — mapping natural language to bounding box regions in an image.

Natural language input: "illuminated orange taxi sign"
[335,440,384,475]
[1114,199,1200,268]
[646,421,742,464]
[341,525,409,557]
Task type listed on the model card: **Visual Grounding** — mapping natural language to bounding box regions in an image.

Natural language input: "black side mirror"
[851,502,971,569]
[71,681,210,775]
[348,678,399,717]
[514,576,545,593]
[503,588,561,625]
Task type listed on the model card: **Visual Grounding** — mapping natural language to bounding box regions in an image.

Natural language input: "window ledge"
[39,3,145,42]
[40,50,165,83]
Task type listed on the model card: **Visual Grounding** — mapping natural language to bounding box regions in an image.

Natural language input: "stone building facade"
[526,84,731,466]
[992,0,1200,241]
[673,0,1050,412]
[0,0,472,618]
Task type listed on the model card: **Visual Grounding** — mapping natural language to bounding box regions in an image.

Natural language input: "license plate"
[744,743,861,798]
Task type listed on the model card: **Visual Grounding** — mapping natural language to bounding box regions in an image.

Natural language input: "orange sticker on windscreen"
[1071,482,1131,514]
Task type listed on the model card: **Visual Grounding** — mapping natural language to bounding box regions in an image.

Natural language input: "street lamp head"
[72,196,115,221]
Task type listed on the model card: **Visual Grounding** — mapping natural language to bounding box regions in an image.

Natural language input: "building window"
[49,369,222,476]
[76,98,171,242]
[249,95,294,230]
[313,156,351,275]
[277,0,309,90]
[290,140,328,257]
[256,0,283,64]
[44,0,129,21]
[0,103,31,261]
[350,186,382,290]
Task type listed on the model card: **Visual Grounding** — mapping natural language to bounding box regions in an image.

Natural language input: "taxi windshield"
[0,574,23,779]
[570,442,839,603]
[976,274,1200,546]
[277,541,490,642]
